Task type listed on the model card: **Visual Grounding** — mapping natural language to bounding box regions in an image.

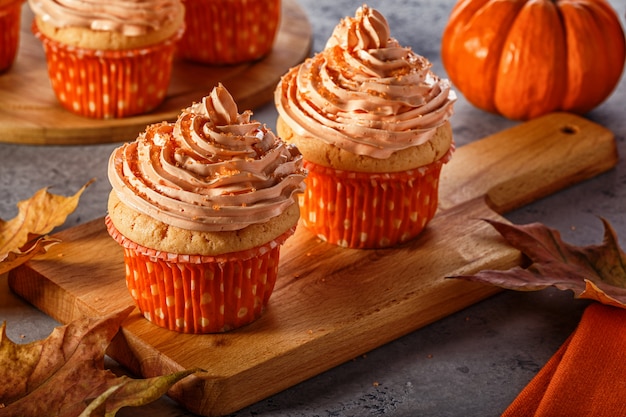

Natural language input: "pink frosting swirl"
[28,0,183,36]
[275,5,456,159]
[108,84,306,232]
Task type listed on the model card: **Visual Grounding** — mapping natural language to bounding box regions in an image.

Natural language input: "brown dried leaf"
[0,180,93,273]
[80,369,202,417]
[0,307,202,417]
[448,217,626,308]
[578,280,626,309]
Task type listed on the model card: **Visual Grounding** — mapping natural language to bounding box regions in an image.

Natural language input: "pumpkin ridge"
[441,0,626,120]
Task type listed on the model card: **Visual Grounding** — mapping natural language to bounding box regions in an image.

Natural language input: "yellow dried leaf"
[0,237,60,276]
[0,180,93,274]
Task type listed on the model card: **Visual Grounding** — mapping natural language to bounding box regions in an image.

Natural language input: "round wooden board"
[0,0,312,145]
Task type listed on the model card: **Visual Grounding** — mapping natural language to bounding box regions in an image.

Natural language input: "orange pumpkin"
[441,0,626,120]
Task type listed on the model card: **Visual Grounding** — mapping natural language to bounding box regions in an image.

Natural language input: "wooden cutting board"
[0,0,311,145]
[9,113,617,416]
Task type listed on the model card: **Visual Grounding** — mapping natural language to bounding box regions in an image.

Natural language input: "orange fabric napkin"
[502,303,626,417]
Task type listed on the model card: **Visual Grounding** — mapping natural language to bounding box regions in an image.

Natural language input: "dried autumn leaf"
[448,217,626,308]
[0,307,202,417]
[0,180,93,275]
[0,237,61,276]
[79,369,201,417]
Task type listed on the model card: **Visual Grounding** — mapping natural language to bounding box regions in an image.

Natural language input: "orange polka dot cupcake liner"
[106,216,295,333]
[177,0,280,65]
[0,0,23,73]
[33,23,182,119]
[300,149,453,249]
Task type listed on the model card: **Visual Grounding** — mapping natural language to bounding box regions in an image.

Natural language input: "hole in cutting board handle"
[560,124,579,135]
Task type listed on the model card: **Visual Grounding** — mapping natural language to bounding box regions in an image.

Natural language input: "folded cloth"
[502,303,626,417]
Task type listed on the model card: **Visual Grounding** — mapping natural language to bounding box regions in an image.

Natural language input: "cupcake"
[274,5,456,249]
[28,0,185,119]
[0,0,23,73]
[177,0,281,65]
[106,83,306,333]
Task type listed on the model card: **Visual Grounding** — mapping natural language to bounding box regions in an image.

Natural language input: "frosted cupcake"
[177,0,281,65]
[0,0,23,72]
[106,84,306,333]
[274,5,456,249]
[28,0,184,118]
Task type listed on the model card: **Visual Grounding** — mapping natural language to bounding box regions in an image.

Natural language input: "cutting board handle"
[439,112,618,214]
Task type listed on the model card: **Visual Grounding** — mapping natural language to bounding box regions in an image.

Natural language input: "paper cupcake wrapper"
[300,149,453,249]
[33,23,182,119]
[0,0,22,72]
[106,216,295,333]
[177,0,280,64]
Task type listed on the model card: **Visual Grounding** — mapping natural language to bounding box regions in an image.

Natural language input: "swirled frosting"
[275,4,456,159]
[108,84,306,232]
[28,0,183,36]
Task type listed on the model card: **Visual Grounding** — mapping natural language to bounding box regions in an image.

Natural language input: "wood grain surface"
[9,113,618,416]
[0,0,311,145]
